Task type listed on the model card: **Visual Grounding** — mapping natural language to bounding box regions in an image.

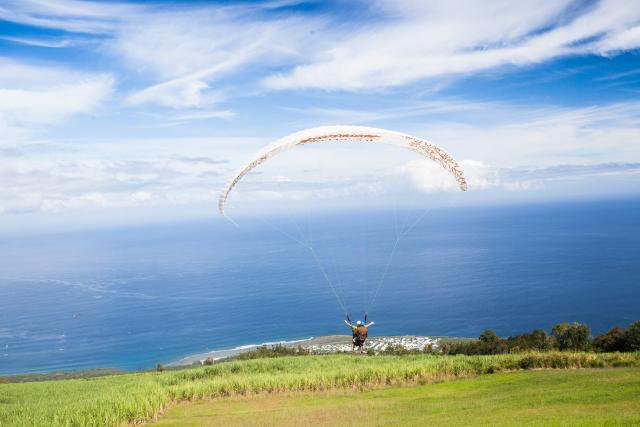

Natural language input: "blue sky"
[1,0,639,232]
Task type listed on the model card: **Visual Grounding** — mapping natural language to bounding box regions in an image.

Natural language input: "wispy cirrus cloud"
[0,35,79,48]
[3,0,640,104]
[1,1,323,108]
[116,10,324,108]
[0,0,141,34]
[264,0,640,91]
[280,99,495,124]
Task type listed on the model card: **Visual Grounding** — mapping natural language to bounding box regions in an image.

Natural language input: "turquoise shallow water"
[1,198,639,375]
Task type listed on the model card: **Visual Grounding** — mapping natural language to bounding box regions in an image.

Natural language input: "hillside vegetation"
[154,368,640,426]
[1,352,639,426]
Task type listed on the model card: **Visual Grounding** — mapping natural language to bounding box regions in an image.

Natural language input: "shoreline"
[167,334,444,367]
[166,336,316,367]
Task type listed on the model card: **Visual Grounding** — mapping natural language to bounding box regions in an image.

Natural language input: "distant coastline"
[166,336,316,366]
[167,335,447,367]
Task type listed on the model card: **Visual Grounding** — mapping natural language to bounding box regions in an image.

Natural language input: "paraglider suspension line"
[308,245,349,316]
[366,208,432,312]
[256,217,349,316]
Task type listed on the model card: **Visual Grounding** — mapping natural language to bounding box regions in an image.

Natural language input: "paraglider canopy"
[217,125,468,316]
[219,125,467,218]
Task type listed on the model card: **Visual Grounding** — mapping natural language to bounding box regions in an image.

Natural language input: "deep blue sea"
[1,198,639,375]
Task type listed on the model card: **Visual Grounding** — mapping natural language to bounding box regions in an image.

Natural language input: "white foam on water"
[169,337,314,365]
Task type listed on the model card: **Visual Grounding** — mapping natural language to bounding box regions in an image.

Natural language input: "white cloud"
[0,136,243,215]
[595,24,640,52]
[264,0,640,90]
[0,0,141,34]
[171,110,236,122]
[143,110,236,127]
[403,158,640,195]
[0,58,113,128]
[0,36,77,48]
[1,93,638,217]
[404,101,640,169]
[128,80,214,109]
[0,77,114,125]
[117,11,322,108]
[281,99,493,124]
[1,1,322,108]
[4,0,640,102]
[403,159,506,192]
[0,0,639,223]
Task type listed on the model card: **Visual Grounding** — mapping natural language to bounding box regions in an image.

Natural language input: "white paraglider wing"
[219,125,467,217]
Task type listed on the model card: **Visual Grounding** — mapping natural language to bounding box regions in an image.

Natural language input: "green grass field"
[1,352,639,426]
[154,368,640,426]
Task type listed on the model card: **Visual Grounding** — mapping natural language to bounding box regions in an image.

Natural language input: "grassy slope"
[154,368,640,427]
[1,352,639,426]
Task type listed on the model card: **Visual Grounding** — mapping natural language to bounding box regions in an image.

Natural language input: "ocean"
[1,198,639,375]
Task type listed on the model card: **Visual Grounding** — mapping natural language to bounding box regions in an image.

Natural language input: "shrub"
[593,326,626,352]
[507,329,552,352]
[478,330,508,354]
[440,340,479,355]
[625,321,640,351]
[440,330,509,355]
[552,322,591,351]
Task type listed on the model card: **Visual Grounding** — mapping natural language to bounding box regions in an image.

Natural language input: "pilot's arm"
[344,320,356,330]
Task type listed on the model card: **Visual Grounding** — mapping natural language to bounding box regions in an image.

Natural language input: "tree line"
[440,320,640,355]
[224,320,640,361]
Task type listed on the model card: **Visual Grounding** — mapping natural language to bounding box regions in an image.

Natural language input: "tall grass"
[1,352,638,426]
